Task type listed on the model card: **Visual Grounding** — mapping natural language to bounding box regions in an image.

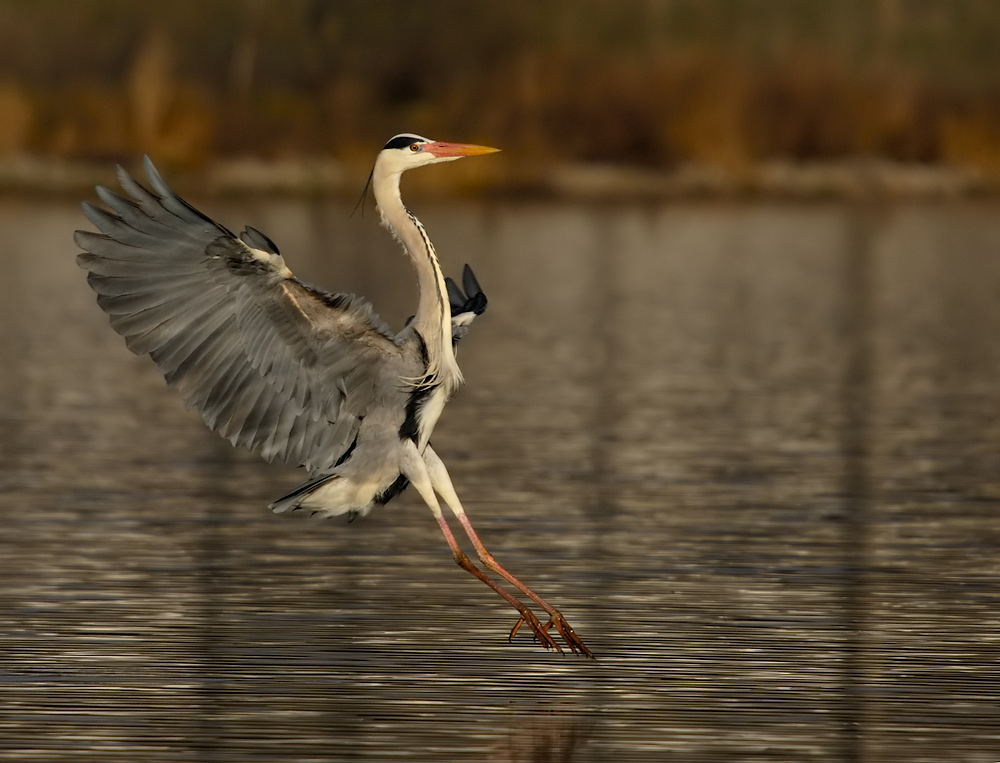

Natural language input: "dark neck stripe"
[408,211,445,313]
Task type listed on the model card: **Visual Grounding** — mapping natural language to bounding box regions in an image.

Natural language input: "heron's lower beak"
[424,142,501,159]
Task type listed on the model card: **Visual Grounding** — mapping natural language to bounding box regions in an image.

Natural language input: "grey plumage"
[75,140,592,656]
[76,157,462,490]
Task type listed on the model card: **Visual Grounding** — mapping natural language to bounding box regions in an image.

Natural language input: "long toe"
[548,613,595,659]
[509,611,562,653]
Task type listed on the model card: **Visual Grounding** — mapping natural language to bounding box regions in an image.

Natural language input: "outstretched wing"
[446,264,488,344]
[75,156,403,472]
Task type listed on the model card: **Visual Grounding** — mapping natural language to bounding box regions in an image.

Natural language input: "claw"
[515,612,595,658]
[550,614,594,658]
[508,610,563,653]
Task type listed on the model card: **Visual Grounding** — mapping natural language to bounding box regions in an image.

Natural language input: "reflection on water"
[1,197,999,761]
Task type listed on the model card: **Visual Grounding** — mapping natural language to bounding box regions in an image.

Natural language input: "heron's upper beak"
[423,142,501,159]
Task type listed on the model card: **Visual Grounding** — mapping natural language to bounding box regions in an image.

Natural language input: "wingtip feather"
[73,229,102,251]
[143,156,171,198]
[80,200,110,230]
[462,264,482,298]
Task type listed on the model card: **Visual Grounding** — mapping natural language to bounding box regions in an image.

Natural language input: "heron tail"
[268,472,338,514]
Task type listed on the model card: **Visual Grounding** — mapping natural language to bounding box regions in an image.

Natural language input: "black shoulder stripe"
[375,474,410,506]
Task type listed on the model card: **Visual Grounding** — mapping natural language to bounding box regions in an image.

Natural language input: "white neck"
[372,161,462,392]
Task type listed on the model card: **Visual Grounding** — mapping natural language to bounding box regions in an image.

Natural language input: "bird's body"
[76,134,592,656]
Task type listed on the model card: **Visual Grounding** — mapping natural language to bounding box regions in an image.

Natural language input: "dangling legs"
[422,445,594,658]
[399,442,562,652]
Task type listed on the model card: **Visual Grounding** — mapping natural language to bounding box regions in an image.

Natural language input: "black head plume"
[351,166,374,219]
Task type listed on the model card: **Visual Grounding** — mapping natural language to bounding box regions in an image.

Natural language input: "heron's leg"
[399,443,562,652]
[422,446,593,658]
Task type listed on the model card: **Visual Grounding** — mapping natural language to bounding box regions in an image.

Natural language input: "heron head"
[375,134,500,175]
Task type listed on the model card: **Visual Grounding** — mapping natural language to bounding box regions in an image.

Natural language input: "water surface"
[1,198,998,761]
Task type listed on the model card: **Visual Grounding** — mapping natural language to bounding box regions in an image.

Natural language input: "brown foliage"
[2,6,1000,178]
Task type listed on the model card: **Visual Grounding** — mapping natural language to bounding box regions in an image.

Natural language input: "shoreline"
[1,153,998,201]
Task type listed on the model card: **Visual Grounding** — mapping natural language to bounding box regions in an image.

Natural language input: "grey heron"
[74,134,593,657]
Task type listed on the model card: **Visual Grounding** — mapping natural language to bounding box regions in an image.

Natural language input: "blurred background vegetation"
[1,0,1000,192]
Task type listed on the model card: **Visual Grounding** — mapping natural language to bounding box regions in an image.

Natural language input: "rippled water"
[1,197,999,761]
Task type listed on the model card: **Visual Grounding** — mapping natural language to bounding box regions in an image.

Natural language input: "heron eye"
[409,143,421,152]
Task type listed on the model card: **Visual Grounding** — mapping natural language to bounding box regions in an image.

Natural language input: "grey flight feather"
[75,156,410,473]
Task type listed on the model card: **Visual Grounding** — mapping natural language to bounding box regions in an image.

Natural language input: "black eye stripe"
[383,135,422,150]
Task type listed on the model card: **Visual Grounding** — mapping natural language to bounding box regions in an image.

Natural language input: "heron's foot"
[507,608,563,653]
[509,610,594,658]
[542,611,594,658]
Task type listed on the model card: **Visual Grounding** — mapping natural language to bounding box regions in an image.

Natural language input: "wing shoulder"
[446,264,488,344]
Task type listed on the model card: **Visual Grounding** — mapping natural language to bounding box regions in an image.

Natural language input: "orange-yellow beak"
[423,141,501,158]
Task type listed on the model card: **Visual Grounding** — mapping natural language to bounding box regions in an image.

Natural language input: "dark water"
[1,197,999,762]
